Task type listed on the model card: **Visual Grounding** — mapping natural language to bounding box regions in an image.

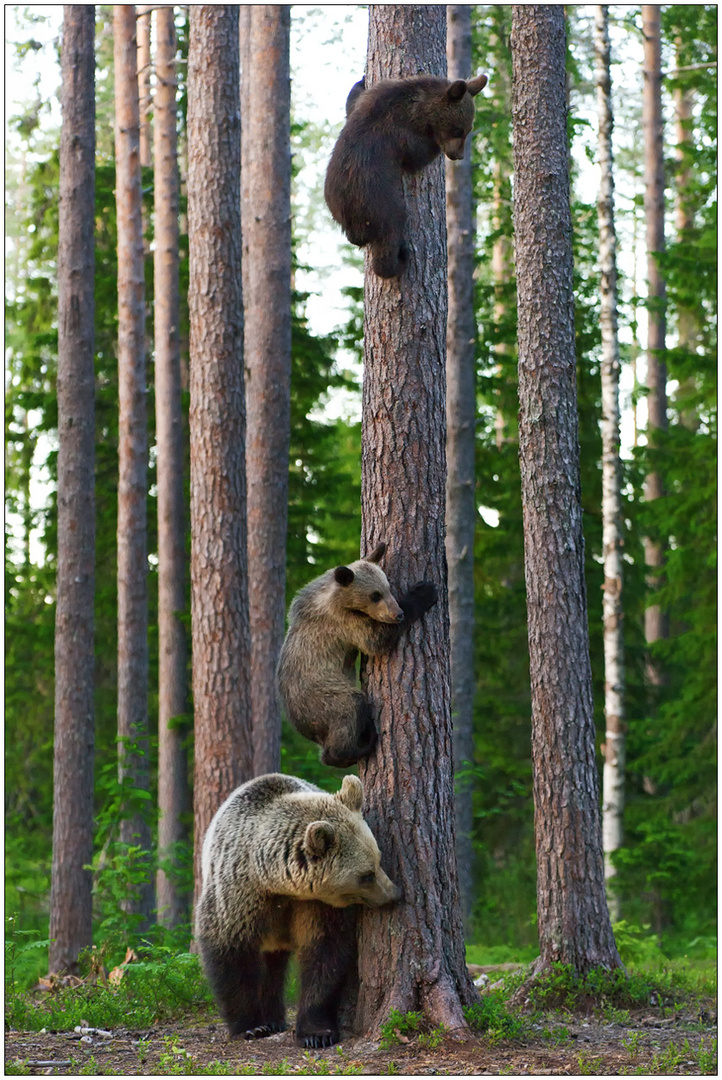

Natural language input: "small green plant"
[697,1036,718,1073]
[601,1003,631,1024]
[418,1024,445,1049]
[379,1008,424,1048]
[463,995,526,1042]
[576,1049,604,1074]
[540,1023,570,1045]
[622,1030,644,1059]
[385,1064,400,1076]
[5,1061,29,1075]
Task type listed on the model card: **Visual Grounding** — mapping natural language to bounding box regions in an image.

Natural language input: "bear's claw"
[241,1022,286,1041]
[298,1031,338,1049]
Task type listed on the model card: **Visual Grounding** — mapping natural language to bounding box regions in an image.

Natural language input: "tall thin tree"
[355,3,478,1037]
[49,4,96,974]
[595,4,626,922]
[445,2,477,928]
[154,3,189,930]
[240,5,292,777]
[137,6,152,170]
[114,2,153,924]
[511,4,622,976]
[188,5,253,907]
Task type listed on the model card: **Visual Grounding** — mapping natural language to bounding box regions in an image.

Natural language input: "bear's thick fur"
[325,73,487,277]
[195,773,399,1048]
[276,542,438,767]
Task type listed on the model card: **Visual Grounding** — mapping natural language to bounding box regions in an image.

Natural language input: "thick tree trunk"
[354,4,478,1038]
[154,4,190,930]
[511,4,622,975]
[595,4,625,923]
[114,3,153,925]
[188,5,253,910]
[641,4,669,680]
[240,5,292,777]
[445,3,476,930]
[49,4,96,975]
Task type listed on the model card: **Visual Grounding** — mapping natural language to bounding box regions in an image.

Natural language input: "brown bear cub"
[196,773,400,1048]
[276,542,438,768]
[324,72,487,278]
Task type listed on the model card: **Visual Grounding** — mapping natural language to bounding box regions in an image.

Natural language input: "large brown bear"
[324,72,487,278]
[276,542,437,768]
[195,773,400,1048]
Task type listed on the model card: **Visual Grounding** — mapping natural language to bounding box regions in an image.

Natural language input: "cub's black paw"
[296,1029,339,1049]
[403,580,438,619]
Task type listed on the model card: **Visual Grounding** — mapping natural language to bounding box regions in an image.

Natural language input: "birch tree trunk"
[641,4,669,682]
[114,2,154,925]
[49,3,96,974]
[355,3,478,1038]
[511,4,622,976]
[240,5,292,777]
[154,3,190,930]
[188,5,252,909]
[595,4,625,924]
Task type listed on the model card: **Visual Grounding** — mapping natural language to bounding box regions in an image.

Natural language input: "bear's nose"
[395,612,405,623]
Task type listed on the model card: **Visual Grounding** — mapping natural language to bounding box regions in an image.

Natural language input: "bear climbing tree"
[352,4,479,1036]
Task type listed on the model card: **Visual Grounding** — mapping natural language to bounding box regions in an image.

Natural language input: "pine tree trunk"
[595,4,625,924]
[137,6,152,170]
[445,3,476,930]
[511,4,622,975]
[673,52,699,433]
[154,4,190,930]
[641,4,669,680]
[240,5,292,777]
[188,5,252,910]
[114,2,154,925]
[354,4,478,1038]
[49,3,96,974]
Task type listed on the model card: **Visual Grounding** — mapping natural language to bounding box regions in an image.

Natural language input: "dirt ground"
[5,1002,717,1076]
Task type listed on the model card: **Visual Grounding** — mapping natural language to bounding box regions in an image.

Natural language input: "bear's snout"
[395,612,405,623]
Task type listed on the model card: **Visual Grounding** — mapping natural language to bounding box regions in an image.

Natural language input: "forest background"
[4,3,717,984]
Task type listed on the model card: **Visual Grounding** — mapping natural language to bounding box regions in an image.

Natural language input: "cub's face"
[333,557,403,625]
[436,74,488,161]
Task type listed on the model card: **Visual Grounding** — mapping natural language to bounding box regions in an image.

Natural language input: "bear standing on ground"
[324,73,487,278]
[276,542,438,768]
[195,772,400,1048]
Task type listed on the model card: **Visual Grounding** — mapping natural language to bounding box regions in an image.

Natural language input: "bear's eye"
[452,128,465,139]
[358,872,376,886]
[370,591,383,604]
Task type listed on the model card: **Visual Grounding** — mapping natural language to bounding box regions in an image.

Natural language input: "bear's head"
[296,776,401,909]
[332,542,404,624]
[433,73,488,161]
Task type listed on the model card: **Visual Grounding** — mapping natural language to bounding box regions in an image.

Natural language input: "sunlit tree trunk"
[511,4,622,976]
[188,5,253,910]
[240,5,292,777]
[49,4,96,974]
[355,3,478,1038]
[673,45,699,434]
[137,5,152,169]
[595,4,625,924]
[114,2,153,925]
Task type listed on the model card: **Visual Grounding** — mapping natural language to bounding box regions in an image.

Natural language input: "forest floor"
[5,999,717,1076]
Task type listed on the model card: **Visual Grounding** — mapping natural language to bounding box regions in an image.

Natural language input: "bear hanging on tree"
[324,72,487,278]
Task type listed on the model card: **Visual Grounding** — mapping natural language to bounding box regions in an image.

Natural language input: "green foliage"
[379,1008,424,1049]
[463,996,526,1043]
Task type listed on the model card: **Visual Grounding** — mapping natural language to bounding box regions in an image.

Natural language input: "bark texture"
[240,5,292,777]
[595,4,625,922]
[114,3,153,924]
[188,6,253,907]
[511,5,622,974]
[137,6,152,169]
[154,4,189,930]
[444,3,476,929]
[49,4,96,975]
[355,4,478,1038]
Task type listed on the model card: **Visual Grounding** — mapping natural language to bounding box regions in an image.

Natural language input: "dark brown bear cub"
[276,542,438,768]
[324,73,487,278]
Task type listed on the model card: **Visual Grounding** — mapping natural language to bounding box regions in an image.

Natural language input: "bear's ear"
[466,73,488,97]
[447,79,467,103]
[334,566,355,587]
[304,820,336,858]
[337,774,363,813]
[365,541,386,564]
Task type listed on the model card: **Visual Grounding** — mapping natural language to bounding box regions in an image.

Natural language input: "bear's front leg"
[295,908,357,1048]
[199,938,271,1040]
[258,950,290,1036]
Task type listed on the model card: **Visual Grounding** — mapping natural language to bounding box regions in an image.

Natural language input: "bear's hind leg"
[258,950,289,1035]
[321,697,377,768]
[295,909,356,1048]
[199,939,271,1040]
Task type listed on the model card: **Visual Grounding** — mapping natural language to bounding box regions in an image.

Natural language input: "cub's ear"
[365,542,386,564]
[466,73,488,96]
[334,566,355,587]
[336,774,363,813]
[304,821,336,858]
[447,79,467,103]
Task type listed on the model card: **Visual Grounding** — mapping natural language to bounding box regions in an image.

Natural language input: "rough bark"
[188,5,253,909]
[444,3,476,930]
[673,51,699,433]
[641,4,669,679]
[240,5,292,777]
[154,4,190,930]
[49,4,96,975]
[355,4,479,1039]
[510,4,622,974]
[114,3,153,924]
[137,6,152,169]
[595,4,625,923]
